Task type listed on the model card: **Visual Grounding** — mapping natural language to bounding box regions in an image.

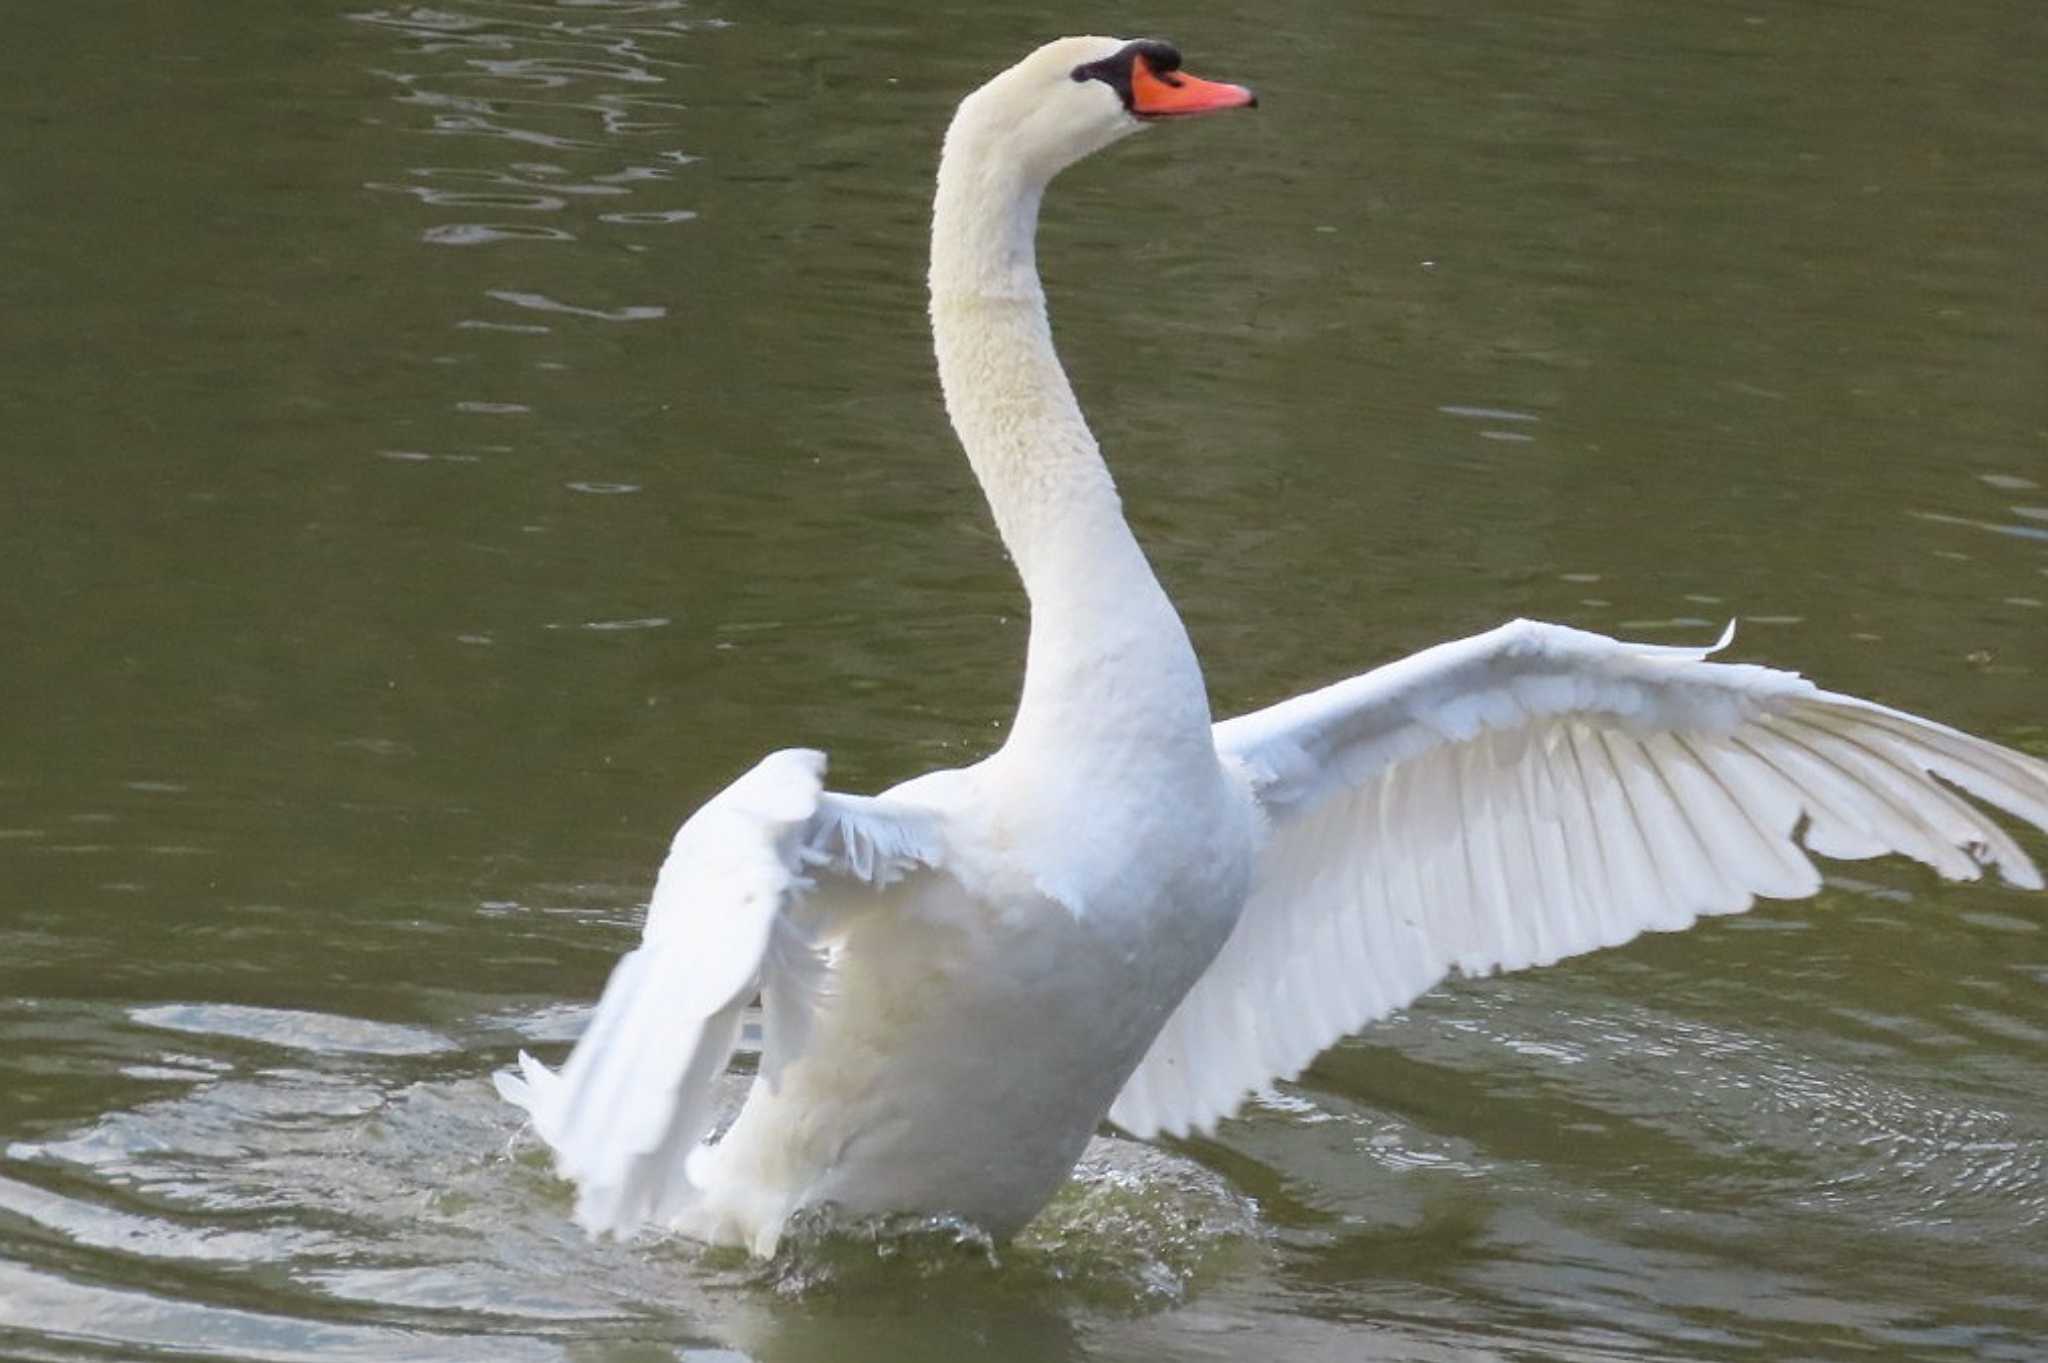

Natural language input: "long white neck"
[928,111,1210,759]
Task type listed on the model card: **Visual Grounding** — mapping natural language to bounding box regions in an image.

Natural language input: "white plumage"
[1113,619,2048,1139]
[498,37,2048,1255]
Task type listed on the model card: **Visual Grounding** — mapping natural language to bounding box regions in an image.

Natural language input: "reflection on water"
[350,0,702,261]
[2,0,2046,1359]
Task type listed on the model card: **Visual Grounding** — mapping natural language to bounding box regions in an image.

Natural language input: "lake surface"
[4,1,2046,1359]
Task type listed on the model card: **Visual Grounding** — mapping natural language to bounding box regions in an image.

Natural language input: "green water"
[4,1,2045,1359]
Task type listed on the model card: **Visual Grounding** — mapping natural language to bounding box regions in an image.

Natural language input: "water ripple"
[353,0,696,467]
[422,222,573,244]
[599,208,698,224]
[128,1004,457,1057]
[486,288,665,321]
[367,180,568,210]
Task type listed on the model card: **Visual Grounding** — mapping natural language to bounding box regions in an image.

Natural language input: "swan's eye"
[1071,40,1182,111]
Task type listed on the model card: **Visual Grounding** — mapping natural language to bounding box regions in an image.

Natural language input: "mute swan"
[497,36,2048,1256]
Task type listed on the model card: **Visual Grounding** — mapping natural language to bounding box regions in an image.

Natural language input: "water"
[4,0,2045,1358]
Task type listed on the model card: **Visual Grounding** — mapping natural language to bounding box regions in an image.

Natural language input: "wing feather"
[1111,620,2048,1140]
[494,748,942,1237]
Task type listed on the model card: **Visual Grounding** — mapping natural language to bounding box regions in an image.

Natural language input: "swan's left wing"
[1111,620,2048,1139]
[495,748,940,1236]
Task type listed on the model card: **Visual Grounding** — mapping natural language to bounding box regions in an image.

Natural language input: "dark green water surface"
[4,1,2046,1359]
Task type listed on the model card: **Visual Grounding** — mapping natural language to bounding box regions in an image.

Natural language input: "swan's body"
[498,37,2048,1256]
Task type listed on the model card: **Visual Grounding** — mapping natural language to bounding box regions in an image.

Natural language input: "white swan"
[497,36,2048,1256]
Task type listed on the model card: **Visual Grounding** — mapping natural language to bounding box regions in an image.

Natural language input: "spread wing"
[494,747,941,1236]
[1111,620,2048,1139]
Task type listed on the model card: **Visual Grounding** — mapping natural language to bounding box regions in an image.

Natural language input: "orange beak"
[1129,52,1257,118]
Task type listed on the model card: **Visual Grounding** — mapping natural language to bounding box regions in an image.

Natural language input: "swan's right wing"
[494,748,941,1238]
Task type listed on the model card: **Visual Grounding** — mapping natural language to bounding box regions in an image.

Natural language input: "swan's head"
[951,37,1256,184]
